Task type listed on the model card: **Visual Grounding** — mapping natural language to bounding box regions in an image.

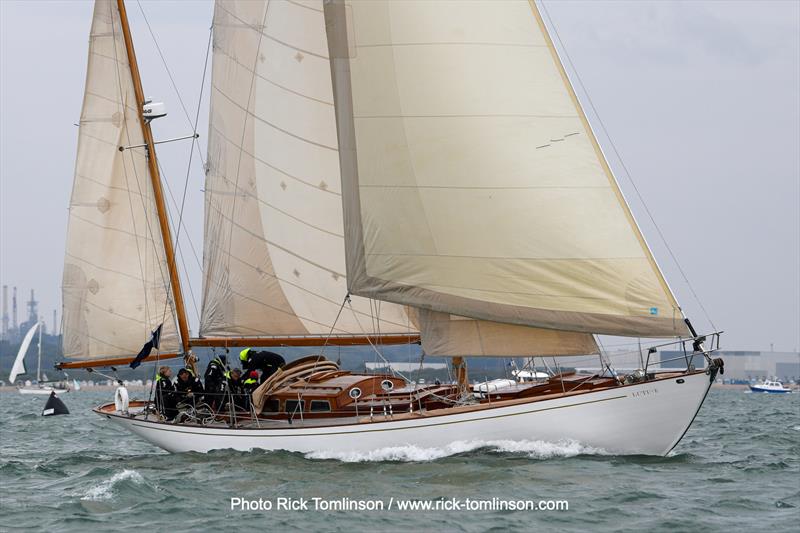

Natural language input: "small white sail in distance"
[9,322,39,383]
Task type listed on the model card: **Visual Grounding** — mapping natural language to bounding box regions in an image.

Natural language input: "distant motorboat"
[749,380,792,394]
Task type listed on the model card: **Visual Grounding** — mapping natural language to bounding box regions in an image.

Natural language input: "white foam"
[81,469,144,501]
[488,439,607,458]
[305,439,606,463]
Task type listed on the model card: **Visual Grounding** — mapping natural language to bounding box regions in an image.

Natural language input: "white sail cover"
[201,0,413,337]
[9,322,38,383]
[62,0,180,359]
[325,0,689,338]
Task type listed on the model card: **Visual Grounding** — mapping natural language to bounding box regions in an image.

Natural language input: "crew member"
[239,348,285,383]
[175,367,204,407]
[226,368,248,411]
[154,366,178,420]
[242,370,260,394]
[204,354,229,410]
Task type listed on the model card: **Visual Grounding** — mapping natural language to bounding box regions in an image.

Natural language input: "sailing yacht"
[58,0,723,456]
[10,322,70,395]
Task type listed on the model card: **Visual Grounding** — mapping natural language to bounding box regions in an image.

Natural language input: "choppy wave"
[305,439,606,462]
[1,389,798,532]
[81,469,144,501]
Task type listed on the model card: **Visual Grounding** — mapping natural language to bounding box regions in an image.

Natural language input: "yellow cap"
[239,348,251,361]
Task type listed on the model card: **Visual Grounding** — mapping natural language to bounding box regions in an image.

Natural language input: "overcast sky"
[1,1,798,352]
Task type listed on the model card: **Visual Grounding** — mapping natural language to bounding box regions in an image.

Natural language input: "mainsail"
[200,0,413,339]
[9,322,38,383]
[61,0,179,360]
[325,0,689,339]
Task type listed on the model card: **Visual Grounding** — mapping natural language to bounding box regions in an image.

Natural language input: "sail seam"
[201,256,411,332]
[285,0,323,13]
[211,82,338,151]
[353,114,579,119]
[356,42,549,49]
[359,184,608,190]
[212,47,334,106]
[207,173,343,237]
[205,198,346,278]
[209,122,341,196]
[364,253,647,261]
[65,252,150,283]
[216,2,328,60]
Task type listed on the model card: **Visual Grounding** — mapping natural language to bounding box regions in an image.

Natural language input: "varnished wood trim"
[56,352,181,369]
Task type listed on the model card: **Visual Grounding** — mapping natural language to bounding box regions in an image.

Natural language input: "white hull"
[19,386,70,395]
[97,370,714,456]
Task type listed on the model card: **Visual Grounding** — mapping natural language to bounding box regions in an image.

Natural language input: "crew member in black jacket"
[239,348,285,383]
[175,367,204,407]
[154,366,178,420]
[204,354,229,411]
[227,368,249,411]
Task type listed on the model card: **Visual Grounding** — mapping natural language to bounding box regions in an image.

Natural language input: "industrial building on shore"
[660,350,800,382]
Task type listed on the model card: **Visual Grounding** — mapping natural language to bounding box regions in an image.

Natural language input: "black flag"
[130,324,163,369]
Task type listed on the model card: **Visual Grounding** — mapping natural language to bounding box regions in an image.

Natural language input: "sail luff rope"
[539,1,717,333]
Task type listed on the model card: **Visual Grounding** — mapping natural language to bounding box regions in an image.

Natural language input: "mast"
[116,0,190,355]
[36,320,42,382]
[452,356,469,395]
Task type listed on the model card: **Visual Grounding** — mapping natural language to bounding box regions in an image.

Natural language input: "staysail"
[411,309,598,357]
[61,0,179,360]
[325,0,689,339]
[200,0,413,339]
[9,322,39,383]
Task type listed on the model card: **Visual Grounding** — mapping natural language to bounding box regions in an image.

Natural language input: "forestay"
[325,0,689,338]
[61,0,179,359]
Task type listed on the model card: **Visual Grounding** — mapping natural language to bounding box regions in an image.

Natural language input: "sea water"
[0,389,797,532]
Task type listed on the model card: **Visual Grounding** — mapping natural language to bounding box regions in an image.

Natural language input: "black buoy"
[42,392,69,416]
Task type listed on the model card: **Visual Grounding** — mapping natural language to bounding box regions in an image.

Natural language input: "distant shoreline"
[0,385,150,393]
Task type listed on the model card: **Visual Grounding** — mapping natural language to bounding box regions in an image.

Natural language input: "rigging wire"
[132,1,214,339]
[135,0,208,167]
[157,158,203,269]
[345,299,416,384]
[157,160,202,324]
[539,1,717,333]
